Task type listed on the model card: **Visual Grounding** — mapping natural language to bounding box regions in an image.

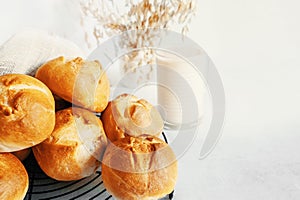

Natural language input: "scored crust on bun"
[35,56,110,112]
[101,94,164,142]
[0,153,29,200]
[33,107,107,181]
[102,136,177,200]
[0,74,55,152]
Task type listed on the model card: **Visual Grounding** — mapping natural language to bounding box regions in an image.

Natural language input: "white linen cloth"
[0,29,85,76]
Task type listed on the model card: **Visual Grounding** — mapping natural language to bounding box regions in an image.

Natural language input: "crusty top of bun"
[102,94,164,142]
[49,107,107,149]
[103,136,177,173]
[35,56,110,112]
[102,136,177,200]
[0,153,29,200]
[0,74,55,152]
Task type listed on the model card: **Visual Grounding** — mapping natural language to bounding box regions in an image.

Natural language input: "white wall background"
[1,0,300,199]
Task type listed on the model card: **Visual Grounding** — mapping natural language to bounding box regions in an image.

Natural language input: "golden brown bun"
[12,148,31,161]
[102,136,177,200]
[101,94,164,142]
[0,153,29,200]
[0,74,55,152]
[33,107,107,181]
[35,56,110,112]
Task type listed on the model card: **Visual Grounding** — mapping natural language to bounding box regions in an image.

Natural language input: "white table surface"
[1,0,300,199]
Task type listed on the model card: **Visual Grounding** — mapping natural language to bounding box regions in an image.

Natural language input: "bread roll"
[102,136,177,200]
[33,107,107,181]
[0,74,55,152]
[35,56,110,112]
[0,153,29,200]
[12,148,31,161]
[101,94,164,142]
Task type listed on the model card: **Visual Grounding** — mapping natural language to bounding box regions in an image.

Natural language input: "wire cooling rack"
[24,132,174,200]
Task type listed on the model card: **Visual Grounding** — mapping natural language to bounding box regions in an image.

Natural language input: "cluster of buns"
[0,56,177,200]
[32,57,109,181]
[101,95,177,200]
